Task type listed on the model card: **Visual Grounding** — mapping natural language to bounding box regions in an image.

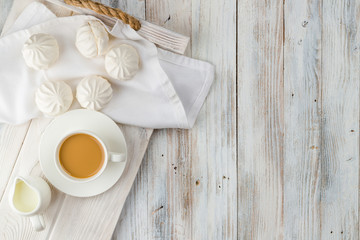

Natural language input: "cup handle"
[30,214,45,231]
[109,152,126,162]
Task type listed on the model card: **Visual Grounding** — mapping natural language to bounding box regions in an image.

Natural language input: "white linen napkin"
[0,2,214,129]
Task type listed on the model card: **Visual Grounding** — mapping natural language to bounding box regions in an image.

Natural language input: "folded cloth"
[0,3,214,129]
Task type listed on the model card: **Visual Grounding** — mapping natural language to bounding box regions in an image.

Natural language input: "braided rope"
[64,0,141,31]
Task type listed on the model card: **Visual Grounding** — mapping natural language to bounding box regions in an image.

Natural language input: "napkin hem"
[157,49,215,128]
[157,61,188,129]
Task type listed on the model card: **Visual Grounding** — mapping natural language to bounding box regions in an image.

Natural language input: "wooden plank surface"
[237,0,284,239]
[320,0,360,239]
[283,0,322,239]
[114,0,237,239]
[1,0,360,239]
[189,0,237,238]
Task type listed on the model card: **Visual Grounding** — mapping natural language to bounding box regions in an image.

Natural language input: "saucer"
[39,109,127,197]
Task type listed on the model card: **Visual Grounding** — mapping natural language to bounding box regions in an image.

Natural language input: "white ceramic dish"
[54,130,126,183]
[39,109,127,197]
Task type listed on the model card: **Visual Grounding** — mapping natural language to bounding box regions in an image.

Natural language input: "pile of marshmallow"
[22,20,140,116]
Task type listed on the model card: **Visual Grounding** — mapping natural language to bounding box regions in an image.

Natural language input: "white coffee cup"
[9,176,51,231]
[54,130,126,183]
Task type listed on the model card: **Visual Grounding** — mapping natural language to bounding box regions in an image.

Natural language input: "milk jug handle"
[30,214,45,231]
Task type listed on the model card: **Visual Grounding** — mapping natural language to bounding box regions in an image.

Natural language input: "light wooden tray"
[0,0,153,239]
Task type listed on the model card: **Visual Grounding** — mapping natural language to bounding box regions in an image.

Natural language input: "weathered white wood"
[114,0,237,239]
[140,1,194,239]
[2,0,360,238]
[320,1,360,239]
[0,123,30,200]
[145,0,191,56]
[237,0,284,239]
[190,0,237,239]
[283,0,322,239]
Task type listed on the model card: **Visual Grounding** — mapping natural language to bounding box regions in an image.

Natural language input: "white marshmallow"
[105,44,140,80]
[22,33,59,70]
[76,75,113,111]
[76,21,109,58]
[35,81,73,116]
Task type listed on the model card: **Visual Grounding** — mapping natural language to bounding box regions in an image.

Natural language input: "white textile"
[0,2,214,129]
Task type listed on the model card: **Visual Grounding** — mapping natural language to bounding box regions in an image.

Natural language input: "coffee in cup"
[59,133,104,179]
[55,131,125,182]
